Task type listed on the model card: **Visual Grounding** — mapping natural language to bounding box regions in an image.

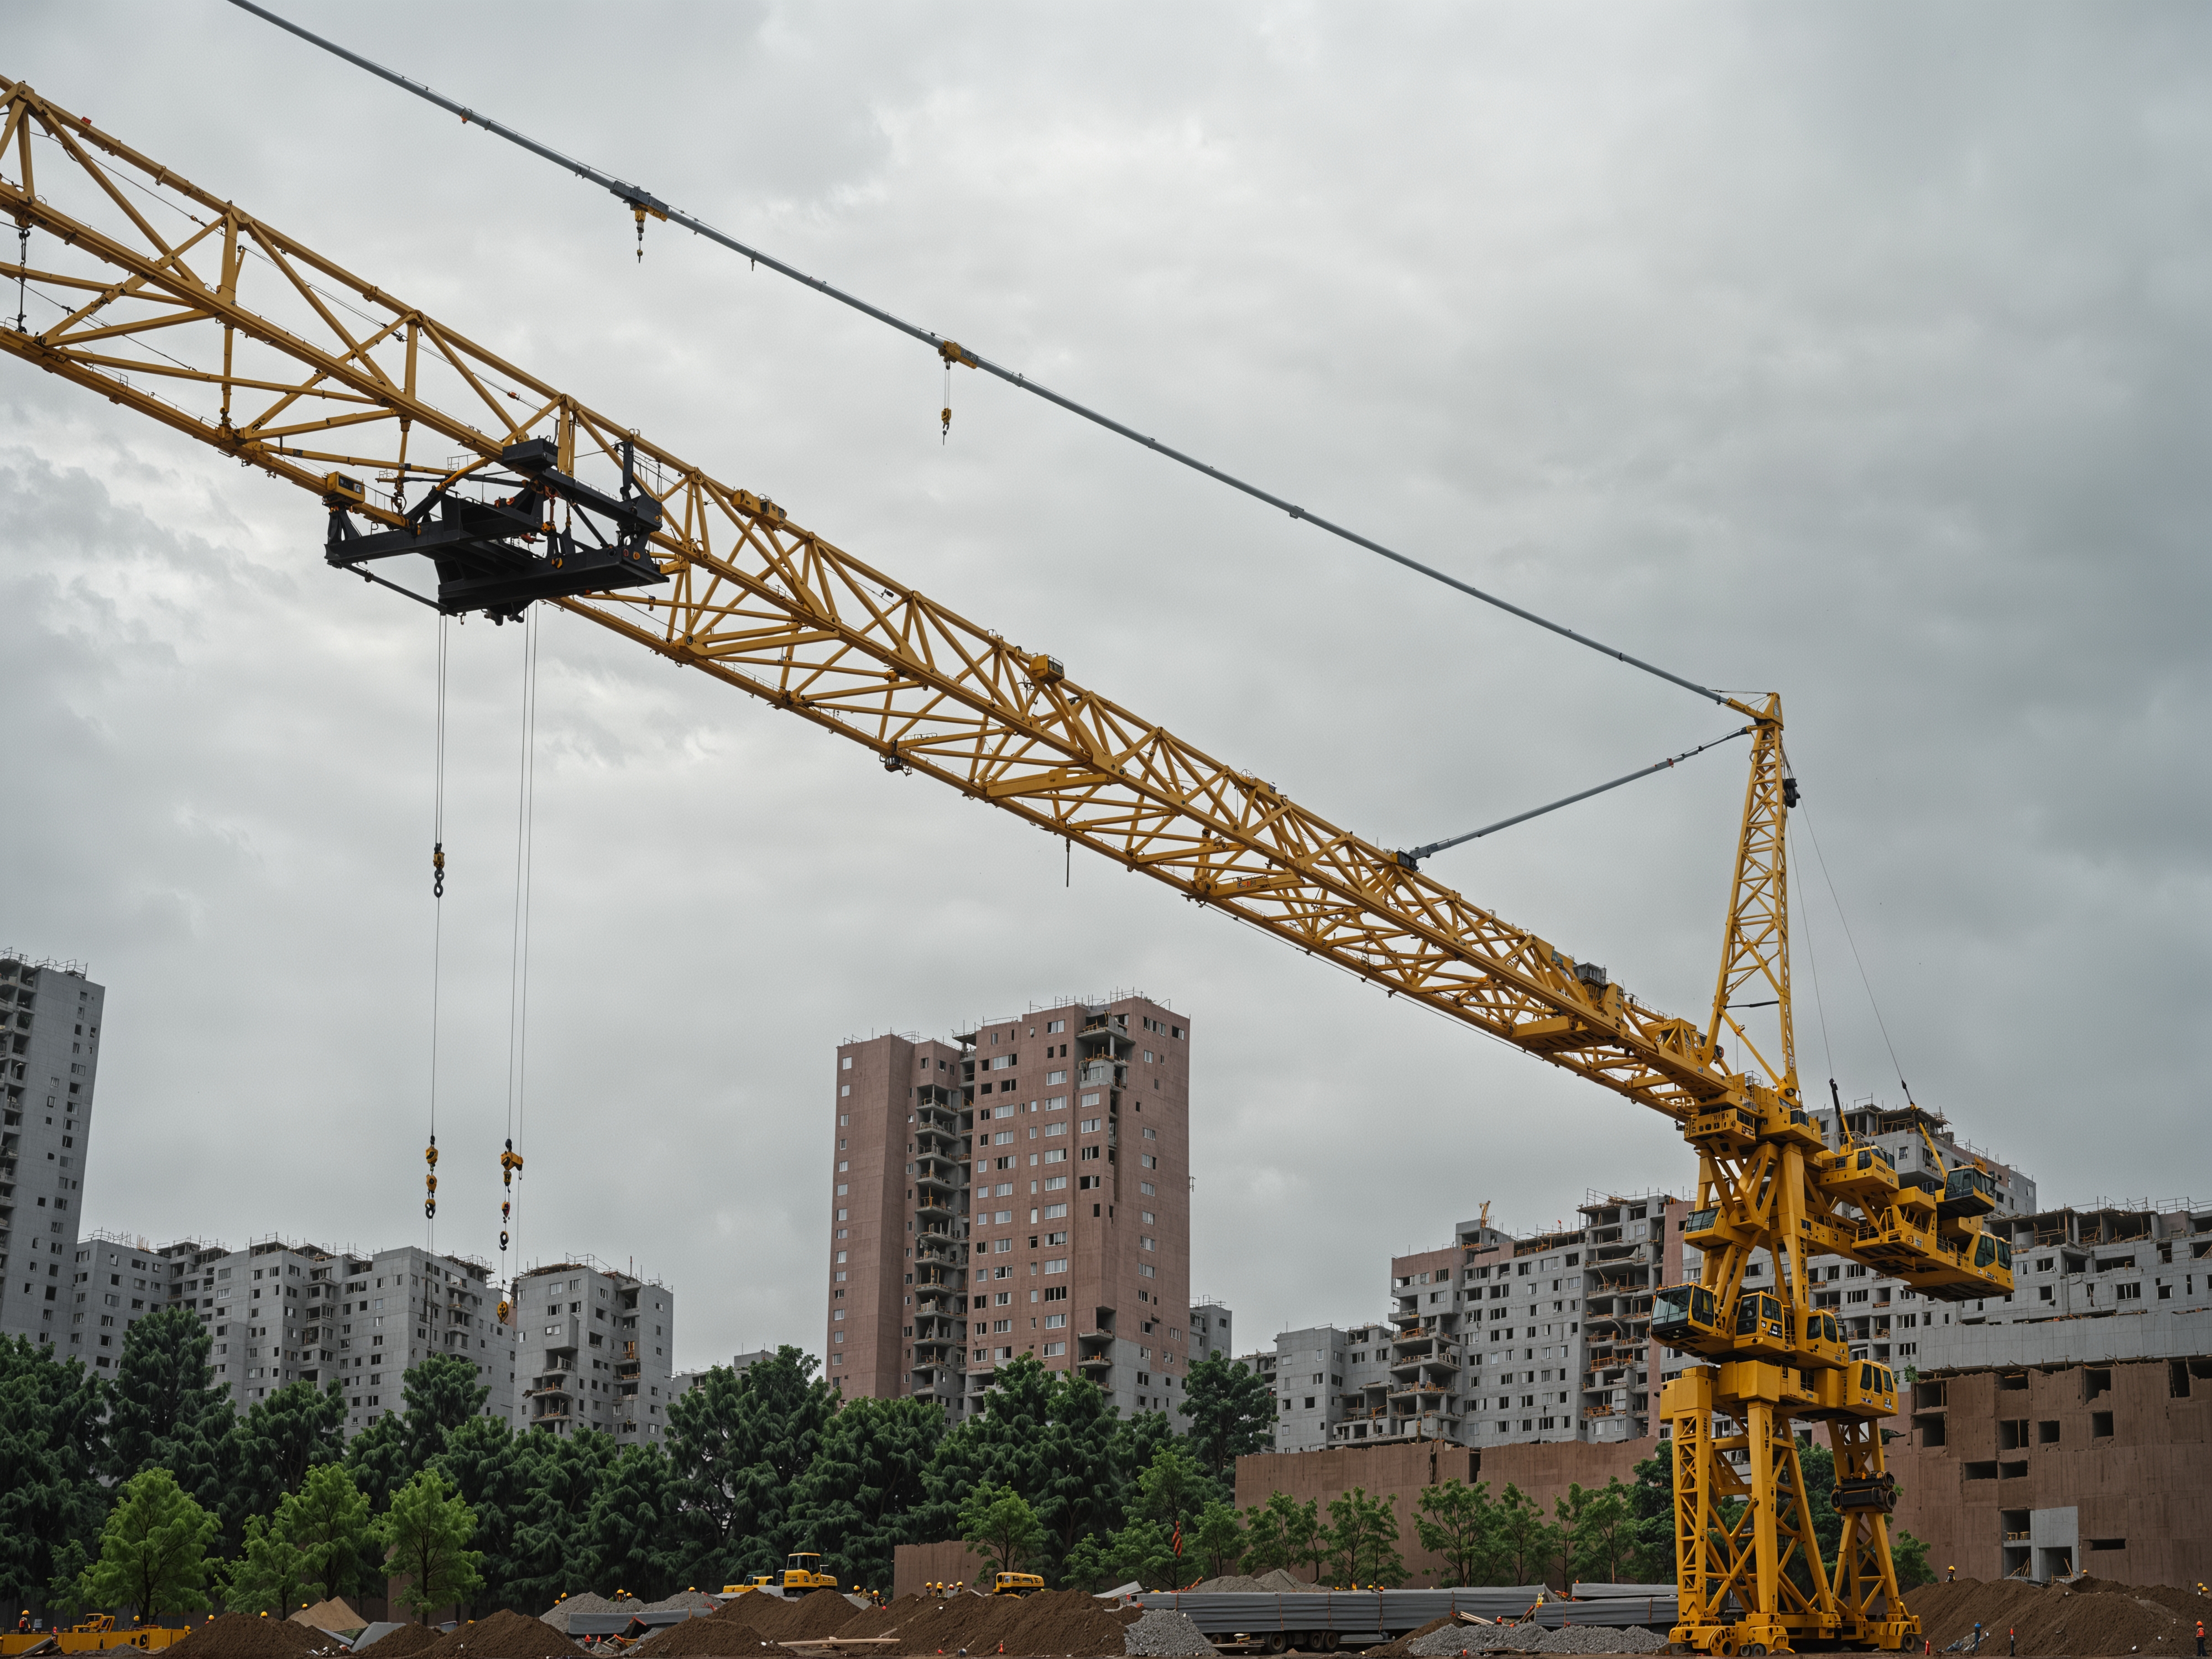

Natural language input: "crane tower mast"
[0,77,2010,1653]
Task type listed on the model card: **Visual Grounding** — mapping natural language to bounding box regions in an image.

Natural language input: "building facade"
[1190,1301,1234,1363]
[827,992,1192,1421]
[76,1228,520,1436]
[1,951,103,1348]
[514,1258,676,1441]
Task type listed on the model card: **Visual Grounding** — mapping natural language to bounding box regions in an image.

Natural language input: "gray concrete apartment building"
[77,1229,519,1435]
[827,993,1192,1422]
[1,951,102,1348]
[1252,1097,2212,1459]
[514,1258,676,1442]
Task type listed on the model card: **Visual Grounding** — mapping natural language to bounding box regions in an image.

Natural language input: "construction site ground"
[1905,1576,2212,1657]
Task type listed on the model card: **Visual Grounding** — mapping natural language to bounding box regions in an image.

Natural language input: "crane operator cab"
[1732,1290,1793,1360]
[1813,1359,1898,1421]
[1652,1283,1726,1356]
[1796,1307,1849,1370]
[782,1552,840,1591]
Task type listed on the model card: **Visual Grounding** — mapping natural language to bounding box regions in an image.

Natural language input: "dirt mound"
[165,1615,351,1659]
[420,1609,586,1659]
[832,1589,1139,1657]
[632,1619,795,1658]
[1906,1576,2212,1657]
[1365,1616,1454,1658]
[358,1630,443,1659]
[832,1595,939,1642]
[698,1592,864,1644]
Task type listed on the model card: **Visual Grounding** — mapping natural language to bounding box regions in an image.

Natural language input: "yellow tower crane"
[0,77,2012,1653]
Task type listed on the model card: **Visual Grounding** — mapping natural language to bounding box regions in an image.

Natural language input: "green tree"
[230,1379,348,1535]
[665,1347,837,1583]
[1892,1529,1934,1588]
[378,1468,483,1624]
[76,1467,220,1618]
[216,1512,308,1615]
[105,1307,235,1516]
[1626,1444,1674,1582]
[1282,1494,1331,1582]
[785,1393,946,1593]
[504,1427,619,1611]
[1563,1479,1636,1585]
[1130,1441,1212,1550]
[432,1416,528,1610]
[1241,1496,1287,1575]
[401,1354,491,1470]
[343,1411,412,1511]
[278,1462,375,1601]
[1178,1357,1273,1477]
[959,1483,1045,1577]
[1191,1500,1246,1580]
[1415,1478,1500,1587]
[1326,1487,1405,1588]
[921,1358,1130,1584]
[1492,1484,1558,1588]
[44,1541,94,1620]
[1061,1517,1174,1593]
[0,1336,109,1611]
[583,1444,684,1603]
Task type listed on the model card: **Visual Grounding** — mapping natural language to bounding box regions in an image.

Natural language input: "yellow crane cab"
[1794,1307,1849,1370]
[992,1573,1046,1597]
[1812,1359,1897,1421]
[782,1553,840,1592]
[1651,1283,1726,1356]
[1731,1290,1791,1361]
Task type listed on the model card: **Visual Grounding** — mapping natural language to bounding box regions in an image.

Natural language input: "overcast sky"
[3,3,2205,1370]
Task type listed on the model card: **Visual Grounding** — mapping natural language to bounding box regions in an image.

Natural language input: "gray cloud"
[2,2,2204,1361]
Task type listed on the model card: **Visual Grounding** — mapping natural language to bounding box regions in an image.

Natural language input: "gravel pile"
[1122,1610,1218,1657]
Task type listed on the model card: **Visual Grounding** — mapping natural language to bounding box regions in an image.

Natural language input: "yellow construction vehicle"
[1,1616,186,1656]
[780,1554,840,1593]
[719,1576,776,1596]
[990,1573,1045,1597]
[0,72,2013,1657]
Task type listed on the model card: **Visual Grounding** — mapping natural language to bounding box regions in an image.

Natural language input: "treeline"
[1,1309,1931,1620]
[0,1306,1280,1615]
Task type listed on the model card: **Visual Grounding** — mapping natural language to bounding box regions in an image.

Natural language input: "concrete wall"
[1890,1358,2212,1588]
[1233,1437,1656,1587]
[894,1538,987,1599]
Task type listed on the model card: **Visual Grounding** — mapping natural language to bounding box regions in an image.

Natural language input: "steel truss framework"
[0,77,2010,1651]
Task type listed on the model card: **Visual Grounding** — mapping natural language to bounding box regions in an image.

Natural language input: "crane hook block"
[1782,776,1801,808]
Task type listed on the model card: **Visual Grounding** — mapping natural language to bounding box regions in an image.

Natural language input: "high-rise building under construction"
[1,949,102,1349]
[827,993,1191,1421]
